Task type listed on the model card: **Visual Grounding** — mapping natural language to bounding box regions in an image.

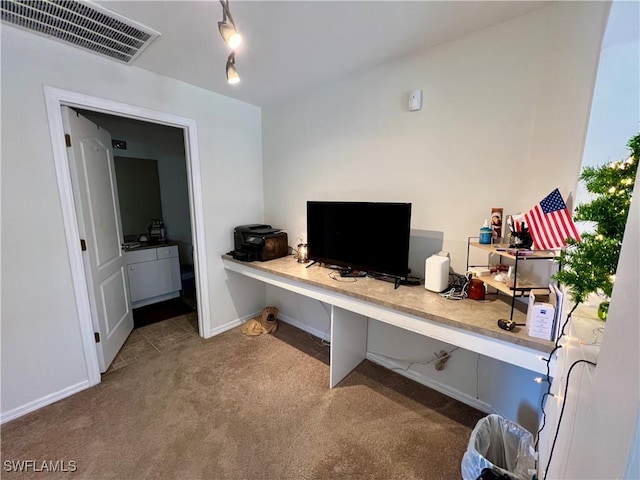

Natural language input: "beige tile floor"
[105,312,199,374]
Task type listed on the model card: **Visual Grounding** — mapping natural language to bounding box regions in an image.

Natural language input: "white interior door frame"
[44,85,212,386]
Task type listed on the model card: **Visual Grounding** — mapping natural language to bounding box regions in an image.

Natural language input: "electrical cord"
[535,302,578,452]
[375,347,460,372]
[440,273,470,300]
[542,359,597,480]
[476,353,481,400]
[288,245,298,259]
[579,327,604,346]
[328,271,358,283]
[295,297,331,347]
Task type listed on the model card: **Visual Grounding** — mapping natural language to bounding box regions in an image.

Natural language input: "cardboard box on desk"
[526,291,556,341]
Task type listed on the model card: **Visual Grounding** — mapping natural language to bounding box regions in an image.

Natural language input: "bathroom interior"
[79,109,199,371]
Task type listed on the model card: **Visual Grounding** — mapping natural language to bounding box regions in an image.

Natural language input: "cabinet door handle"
[130,266,134,270]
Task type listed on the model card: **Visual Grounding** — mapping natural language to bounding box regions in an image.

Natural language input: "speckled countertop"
[222,254,554,353]
[124,240,179,252]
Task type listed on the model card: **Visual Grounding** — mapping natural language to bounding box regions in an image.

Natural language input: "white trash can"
[461,414,536,480]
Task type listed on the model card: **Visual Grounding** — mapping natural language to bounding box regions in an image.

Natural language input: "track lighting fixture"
[218,0,242,84]
[218,0,242,50]
[219,21,242,50]
[226,52,240,84]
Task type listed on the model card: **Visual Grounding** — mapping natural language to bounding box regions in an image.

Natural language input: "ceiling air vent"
[1,0,160,63]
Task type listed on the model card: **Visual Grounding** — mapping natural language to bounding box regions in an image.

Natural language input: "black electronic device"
[498,319,517,331]
[230,224,289,262]
[306,201,412,286]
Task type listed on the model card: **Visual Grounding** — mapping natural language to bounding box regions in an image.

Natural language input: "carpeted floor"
[1,322,484,479]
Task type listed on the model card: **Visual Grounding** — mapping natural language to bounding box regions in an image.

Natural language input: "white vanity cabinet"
[124,245,181,308]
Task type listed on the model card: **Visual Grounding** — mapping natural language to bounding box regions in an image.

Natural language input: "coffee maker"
[148,219,165,242]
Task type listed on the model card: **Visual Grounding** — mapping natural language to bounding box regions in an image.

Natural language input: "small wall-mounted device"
[409,89,422,112]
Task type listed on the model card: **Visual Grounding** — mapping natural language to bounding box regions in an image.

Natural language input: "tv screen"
[306,201,412,278]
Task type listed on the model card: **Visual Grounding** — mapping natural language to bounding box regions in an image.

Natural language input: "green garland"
[554,133,638,304]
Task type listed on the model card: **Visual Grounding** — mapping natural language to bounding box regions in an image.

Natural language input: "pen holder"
[509,229,533,249]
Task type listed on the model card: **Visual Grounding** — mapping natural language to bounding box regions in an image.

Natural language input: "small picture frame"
[491,208,503,241]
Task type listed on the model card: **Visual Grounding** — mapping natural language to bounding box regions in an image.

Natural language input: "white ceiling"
[96,1,551,107]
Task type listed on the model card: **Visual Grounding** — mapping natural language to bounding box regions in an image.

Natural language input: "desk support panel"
[222,257,553,375]
[330,306,368,388]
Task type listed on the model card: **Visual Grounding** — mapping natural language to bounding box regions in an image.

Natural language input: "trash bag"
[461,414,536,480]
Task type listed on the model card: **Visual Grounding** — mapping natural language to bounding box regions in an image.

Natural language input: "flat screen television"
[306,201,412,279]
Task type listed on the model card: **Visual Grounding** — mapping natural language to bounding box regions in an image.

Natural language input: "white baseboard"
[1,380,90,424]
[278,313,331,342]
[366,352,493,413]
[208,310,261,337]
[3,310,261,423]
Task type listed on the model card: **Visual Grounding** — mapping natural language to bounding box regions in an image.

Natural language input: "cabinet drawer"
[124,248,157,265]
[157,245,179,259]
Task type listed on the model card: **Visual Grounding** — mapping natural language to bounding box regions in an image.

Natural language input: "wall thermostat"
[409,89,422,112]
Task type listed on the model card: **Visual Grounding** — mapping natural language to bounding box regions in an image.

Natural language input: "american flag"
[524,188,581,250]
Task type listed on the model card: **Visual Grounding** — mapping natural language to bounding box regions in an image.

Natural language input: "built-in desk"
[222,255,554,386]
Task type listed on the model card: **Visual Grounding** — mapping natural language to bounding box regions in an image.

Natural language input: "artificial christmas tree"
[554,133,638,313]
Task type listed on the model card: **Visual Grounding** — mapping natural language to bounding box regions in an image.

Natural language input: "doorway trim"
[44,86,212,385]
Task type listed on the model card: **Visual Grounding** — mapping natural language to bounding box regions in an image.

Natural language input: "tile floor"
[105,312,199,374]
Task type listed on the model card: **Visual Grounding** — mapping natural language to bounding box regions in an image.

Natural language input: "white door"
[62,106,133,372]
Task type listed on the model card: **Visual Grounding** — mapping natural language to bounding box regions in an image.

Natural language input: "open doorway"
[76,109,200,371]
[45,86,212,386]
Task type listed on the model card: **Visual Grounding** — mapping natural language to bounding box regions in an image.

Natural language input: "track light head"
[218,21,242,50]
[226,53,240,84]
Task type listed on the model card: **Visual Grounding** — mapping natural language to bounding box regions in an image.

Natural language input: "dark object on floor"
[133,298,195,328]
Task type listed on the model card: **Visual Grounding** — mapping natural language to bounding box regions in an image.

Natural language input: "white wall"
[263,2,608,272]
[0,26,266,419]
[262,2,609,429]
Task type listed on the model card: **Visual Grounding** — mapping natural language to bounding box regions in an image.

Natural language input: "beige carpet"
[1,322,483,479]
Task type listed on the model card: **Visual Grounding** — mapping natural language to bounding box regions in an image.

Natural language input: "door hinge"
[80,239,87,251]
[65,134,71,147]
[94,332,100,343]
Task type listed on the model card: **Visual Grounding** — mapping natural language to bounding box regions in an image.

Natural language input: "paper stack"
[526,290,556,341]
